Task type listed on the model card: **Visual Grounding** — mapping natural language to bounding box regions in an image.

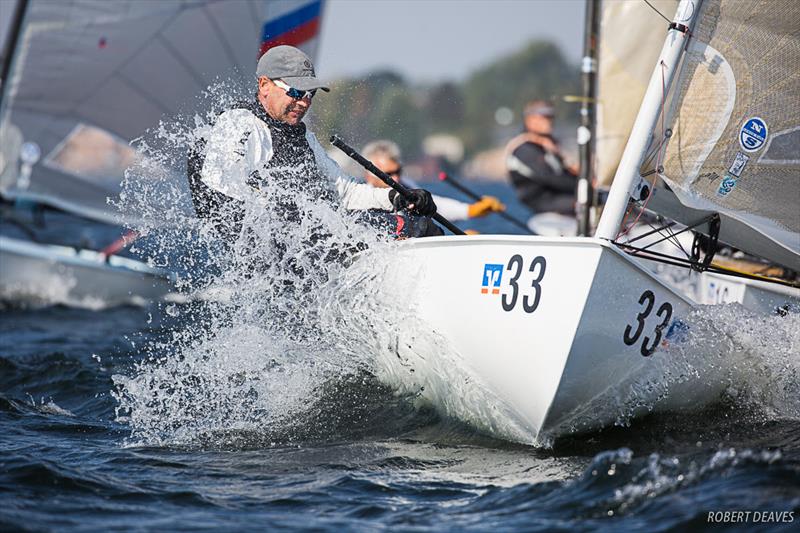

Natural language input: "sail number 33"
[502,254,547,313]
[623,290,673,356]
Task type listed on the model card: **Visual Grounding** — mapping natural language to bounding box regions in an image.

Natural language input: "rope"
[614,241,800,289]
[643,0,672,24]
[617,61,669,239]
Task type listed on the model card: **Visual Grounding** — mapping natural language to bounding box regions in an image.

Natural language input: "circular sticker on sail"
[739,117,768,152]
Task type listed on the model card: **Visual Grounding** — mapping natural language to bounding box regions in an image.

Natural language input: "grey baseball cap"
[256,45,330,92]
[524,101,555,117]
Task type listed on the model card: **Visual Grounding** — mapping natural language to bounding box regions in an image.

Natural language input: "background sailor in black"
[187,45,436,241]
[505,100,578,217]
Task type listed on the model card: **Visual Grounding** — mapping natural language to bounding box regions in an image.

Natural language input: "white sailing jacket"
[430,194,469,221]
[200,107,394,211]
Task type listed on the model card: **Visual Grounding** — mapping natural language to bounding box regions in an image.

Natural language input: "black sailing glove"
[389,189,437,216]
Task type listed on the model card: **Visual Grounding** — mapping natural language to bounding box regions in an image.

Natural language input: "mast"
[594,0,701,240]
[575,0,599,236]
[0,0,29,111]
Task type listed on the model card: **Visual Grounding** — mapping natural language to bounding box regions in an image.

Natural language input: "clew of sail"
[651,0,799,269]
[0,0,324,225]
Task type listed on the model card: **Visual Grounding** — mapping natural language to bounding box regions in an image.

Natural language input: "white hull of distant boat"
[696,272,798,314]
[373,235,798,444]
[0,236,174,308]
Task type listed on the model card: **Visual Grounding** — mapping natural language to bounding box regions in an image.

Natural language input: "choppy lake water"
[2,182,799,531]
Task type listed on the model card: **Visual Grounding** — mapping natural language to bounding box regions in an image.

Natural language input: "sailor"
[187,45,436,239]
[505,100,577,218]
[361,140,504,222]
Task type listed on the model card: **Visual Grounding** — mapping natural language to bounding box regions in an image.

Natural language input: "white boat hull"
[372,236,798,444]
[0,236,174,308]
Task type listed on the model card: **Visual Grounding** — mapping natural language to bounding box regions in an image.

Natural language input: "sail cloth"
[655,0,799,265]
[595,0,678,187]
[0,0,324,224]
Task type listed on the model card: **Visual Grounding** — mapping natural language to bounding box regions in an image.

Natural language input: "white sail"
[0,0,324,224]
[595,0,799,271]
[595,0,678,187]
[651,0,800,268]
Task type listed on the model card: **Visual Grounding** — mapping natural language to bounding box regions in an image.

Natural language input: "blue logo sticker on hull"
[481,264,503,295]
[739,117,768,152]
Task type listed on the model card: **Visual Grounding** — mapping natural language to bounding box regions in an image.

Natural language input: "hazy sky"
[316,0,585,83]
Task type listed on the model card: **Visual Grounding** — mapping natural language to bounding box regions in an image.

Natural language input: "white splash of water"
[548,302,800,439]
[675,303,800,421]
[110,81,511,447]
[26,395,75,417]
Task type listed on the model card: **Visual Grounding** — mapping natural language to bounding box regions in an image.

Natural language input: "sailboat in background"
[373,0,799,444]
[0,0,325,308]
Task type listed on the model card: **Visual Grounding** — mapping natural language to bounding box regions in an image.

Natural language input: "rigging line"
[640,130,669,172]
[0,0,29,110]
[624,220,676,245]
[246,0,262,47]
[619,244,703,270]
[666,224,691,258]
[116,72,172,115]
[642,0,672,24]
[618,204,636,238]
[615,215,714,265]
[704,263,799,288]
[617,242,692,263]
[615,241,800,289]
[640,146,659,171]
[636,214,713,258]
[157,34,208,90]
[630,221,698,252]
[618,60,668,239]
[638,219,690,258]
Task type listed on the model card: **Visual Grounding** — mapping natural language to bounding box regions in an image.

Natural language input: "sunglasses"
[274,79,316,100]
[385,165,402,177]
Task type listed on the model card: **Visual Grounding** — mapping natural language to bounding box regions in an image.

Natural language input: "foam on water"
[548,301,800,440]
[657,302,800,421]
[112,189,391,444]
